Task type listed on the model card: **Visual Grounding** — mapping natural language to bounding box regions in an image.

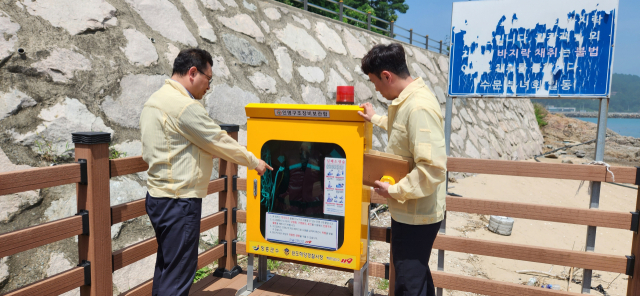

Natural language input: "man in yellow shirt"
[358,43,447,296]
[140,49,271,296]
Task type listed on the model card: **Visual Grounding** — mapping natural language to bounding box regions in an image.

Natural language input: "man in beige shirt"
[358,43,447,296]
[140,48,271,296]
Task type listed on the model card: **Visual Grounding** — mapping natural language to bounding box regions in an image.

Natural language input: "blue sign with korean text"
[448,0,618,97]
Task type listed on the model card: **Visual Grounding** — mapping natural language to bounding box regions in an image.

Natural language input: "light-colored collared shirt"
[140,79,260,198]
[370,77,447,225]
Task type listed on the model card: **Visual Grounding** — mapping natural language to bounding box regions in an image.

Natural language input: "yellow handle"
[380,175,395,185]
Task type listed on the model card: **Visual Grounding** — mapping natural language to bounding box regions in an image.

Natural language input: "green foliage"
[532,73,640,113]
[267,259,282,270]
[109,144,127,160]
[301,265,311,272]
[274,0,408,34]
[377,279,389,290]
[34,133,72,163]
[533,103,548,128]
[194,266,213,283]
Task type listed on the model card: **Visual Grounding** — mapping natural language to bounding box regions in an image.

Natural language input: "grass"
[194,266,213,283]
[301,265,310,272]
[267,259,282,271]
[533,103,549,128]
[109,143,127,159]
[377,279,389,290]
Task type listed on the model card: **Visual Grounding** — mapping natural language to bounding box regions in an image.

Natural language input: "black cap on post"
[71,132,111,145]
[219,124,239,133]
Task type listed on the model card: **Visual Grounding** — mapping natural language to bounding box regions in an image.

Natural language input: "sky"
[394,0,640,77]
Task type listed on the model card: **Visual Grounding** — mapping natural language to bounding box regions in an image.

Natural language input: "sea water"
[576,117,640,138]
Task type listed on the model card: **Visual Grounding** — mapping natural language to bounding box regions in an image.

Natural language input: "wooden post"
[627,184,640,295]
[214,124,241,278]
[389,233,395,296]
[73,132,112,296]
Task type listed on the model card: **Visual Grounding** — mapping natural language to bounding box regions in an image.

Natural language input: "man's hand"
[373,180,392,199]
[255,160,273,176]
[357,102,376,122]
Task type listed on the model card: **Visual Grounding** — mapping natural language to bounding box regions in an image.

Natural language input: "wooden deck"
[189,272,353,296]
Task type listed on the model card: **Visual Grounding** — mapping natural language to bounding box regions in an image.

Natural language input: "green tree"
[275,0,408,33]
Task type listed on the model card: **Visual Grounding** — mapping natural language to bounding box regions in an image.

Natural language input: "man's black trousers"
[391,218,442,296]
[146,192,202,296]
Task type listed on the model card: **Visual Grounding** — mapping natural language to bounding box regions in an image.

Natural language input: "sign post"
[446,1,618,294]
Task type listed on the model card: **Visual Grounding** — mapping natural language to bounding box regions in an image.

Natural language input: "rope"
[575,161,615,196]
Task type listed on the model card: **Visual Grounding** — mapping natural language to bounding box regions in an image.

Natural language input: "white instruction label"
[265,213,338,250]
[323,157,346,216]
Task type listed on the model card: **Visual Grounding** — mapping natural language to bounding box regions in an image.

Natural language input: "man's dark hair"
[172,48,213,76]
[361,43,410,79]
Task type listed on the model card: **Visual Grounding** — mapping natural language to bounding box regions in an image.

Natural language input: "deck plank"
[282,278,317,296]
[258,276,299,296]
[304,282,337,296]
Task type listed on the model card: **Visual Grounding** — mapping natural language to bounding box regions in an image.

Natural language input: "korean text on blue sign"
[448,0,618,97]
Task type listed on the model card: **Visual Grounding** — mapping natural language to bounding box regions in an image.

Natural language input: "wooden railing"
[1,131,638,296]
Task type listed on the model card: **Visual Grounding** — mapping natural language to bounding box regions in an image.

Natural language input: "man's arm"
[177,102,271,174]
[386,107,447,202]
[358,102,388,131]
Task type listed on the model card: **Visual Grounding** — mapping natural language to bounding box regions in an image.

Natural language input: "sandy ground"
[228,154,638,296]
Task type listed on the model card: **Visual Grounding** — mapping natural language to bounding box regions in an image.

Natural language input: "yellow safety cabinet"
[245,103,372,271]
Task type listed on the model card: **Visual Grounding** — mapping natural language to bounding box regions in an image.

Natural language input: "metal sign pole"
[437,95,454,296]
[582,98,609,293]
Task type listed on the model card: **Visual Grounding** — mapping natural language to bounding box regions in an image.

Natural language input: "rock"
[434,86,446,105]
[413,49,435,72]
[465,140,481,158]
[558,150,567,155]
[576,151,586,158]
[380,132,388,146]
[343,29,367,59]
[0,147,40,223]
[217,14,264,43]
[43,184,76,221]
[124,0,197,46]
[274,23,326,62]
[334,61,353,82]
[275,95,297,104]
[297,66,325,83]
[21,0,116,35]
[181,0,217,43]
[273,47,292,83]
[221,0,237,7]
[0,258,8,287]
[354,81,372,102]
[477,109,489,122]
[562,159,574,164]
[200,0,225,11]
[315,22,346,55]
[212,55,230,78]
[113,140,142,157]
[113,254,155,294]
[0,10,20,62]
[165,43,180,66]
[478,99,485,109]
[404,45,414,56]
[292,14,310,29]
[326,68,347,98]
[411,63,427,79]
[452,116,461,130]
[242,0,256,11]
[31,48,91,83]
[101,74,168,128]
[451,133,465,150]
[206,84,260,125]
[459,108,473,124]
[372,135,382,148]
[12,98,113,157]
[0,89,37,120]
[376,91,387,104]
[263,7,281,20]
[110,176,147,206]
[301,84,326,105]
[354,65,368,80]
[545,153,559,159]
[46,252,73,276]
[438,55,449,74]
[222,33,267,66]
[260,20,269,33]
[248,72,277,94]
[121,29,158,67]
[427,71,439,85]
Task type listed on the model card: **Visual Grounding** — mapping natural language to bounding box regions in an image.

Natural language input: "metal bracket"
[78,260,91,286]
[220,208,228,224]
[219,240,228,257]
[75,210,89,235]
[635,166,640,186]
[384,263,390,280]
[386,227,391,243]
[220,175,228,191]
[78,159,87,185]
[627,255,635,276]
[632,212,639,232]
[232,207,238,224]
[232,175,239,191]
[232,239,238,255]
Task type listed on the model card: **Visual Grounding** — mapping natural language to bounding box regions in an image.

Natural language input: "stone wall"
[0,0,543,294]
